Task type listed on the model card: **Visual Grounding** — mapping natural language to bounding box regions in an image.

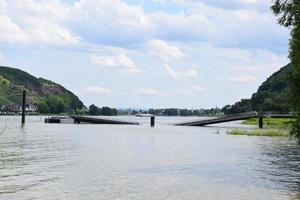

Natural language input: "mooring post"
[21,90,26,125]
[151,116,155,127]
[259,113,263,129]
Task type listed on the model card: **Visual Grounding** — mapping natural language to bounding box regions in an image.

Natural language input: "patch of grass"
[242,117,295,129]
[228,129,290,137]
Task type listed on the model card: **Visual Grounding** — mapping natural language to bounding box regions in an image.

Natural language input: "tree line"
[272,0,300,140]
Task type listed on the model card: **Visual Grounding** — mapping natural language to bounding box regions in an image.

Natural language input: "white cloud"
[0,0,288,51]
[86,86,112,94]
[91,53,141,74]
[0,0,80,46]
[134,88,168,96]
[163,64,197,78]
[190,85,206,92]
[227,75,258,83]
[0,0,290,108]
[148,39,185,61]
[69,0,151,45]
[154,0,270,11]
[177,85,206,96]
[0,15,27,43]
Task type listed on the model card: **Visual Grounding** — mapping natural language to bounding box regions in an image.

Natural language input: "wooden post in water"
[151,116,155,127]
[259,113,263,129]
[21,90,26,125]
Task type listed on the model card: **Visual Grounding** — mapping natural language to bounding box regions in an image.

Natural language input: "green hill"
[222,64,292,114]
[0,66,84,113]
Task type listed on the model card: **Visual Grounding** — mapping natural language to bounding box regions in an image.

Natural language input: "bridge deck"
[174,112,295,127]
[71,116,140,125]
[45,116,140,125]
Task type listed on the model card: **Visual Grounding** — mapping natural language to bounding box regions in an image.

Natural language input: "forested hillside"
[0,66,84,113]
[222,64,292,114]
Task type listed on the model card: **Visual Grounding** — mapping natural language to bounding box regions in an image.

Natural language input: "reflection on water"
[293,193,300,200]
[0,116,299,200]
[259,140,300,192]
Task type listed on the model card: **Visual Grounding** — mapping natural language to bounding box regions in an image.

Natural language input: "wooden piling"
[151,116,155,127]
[21,90,26,125]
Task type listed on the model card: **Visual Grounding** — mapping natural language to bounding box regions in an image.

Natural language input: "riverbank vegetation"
[228,117,294,137]
[272,0,300,141]
[242,118,295,129]
[0,66,84,114]
[221,64,292,115]
[229,129,289,137]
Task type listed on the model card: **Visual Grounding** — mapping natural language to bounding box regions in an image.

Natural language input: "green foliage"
[37,102,50,114]
[47,96,66,114]
[224,99,252,115]
[272,0,299,27]
[251,64,292,112]
[111,108,118,116]
[228,129,289,137]
[222,64,292,114]
[243,118,295,129]
[163,108,179,116]
[88,105,118,116]
[272,0,300,140]
[101,107,118,116]
[88,104,101,115]
[0,66,84,113]
[179,109,192,116]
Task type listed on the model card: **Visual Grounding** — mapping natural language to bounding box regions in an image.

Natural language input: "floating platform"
[45,116,140,125]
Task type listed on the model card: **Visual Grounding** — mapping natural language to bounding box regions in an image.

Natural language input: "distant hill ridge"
[0,66,84,113]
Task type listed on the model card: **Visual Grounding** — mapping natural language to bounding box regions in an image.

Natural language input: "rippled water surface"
[0,116,300,200]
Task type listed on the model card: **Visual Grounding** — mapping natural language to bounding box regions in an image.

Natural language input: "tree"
[37,102,50,114]
[163,108,179,116]
[179,109,192,116]
[221,105,232,115]
[272,0,300,140]
[101,107,112,116]
[88,104,101,115]
[47,96,66,114]
[111,108,119,116]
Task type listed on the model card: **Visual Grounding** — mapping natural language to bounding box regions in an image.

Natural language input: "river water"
[0,116,299,200]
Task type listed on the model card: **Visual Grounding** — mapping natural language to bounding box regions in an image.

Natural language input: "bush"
[37,102,50,114]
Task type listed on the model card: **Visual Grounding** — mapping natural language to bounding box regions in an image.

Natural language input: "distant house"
[1,104,20,112]
[19,104,37,112]
[27,104,37,112]
[1,103,37,113]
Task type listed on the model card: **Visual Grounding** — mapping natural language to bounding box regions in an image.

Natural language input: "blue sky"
[0,0,290,108]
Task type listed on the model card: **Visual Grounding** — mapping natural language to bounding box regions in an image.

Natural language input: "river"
[0,116,299,200]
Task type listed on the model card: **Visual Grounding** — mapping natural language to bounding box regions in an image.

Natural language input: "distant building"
[1,103,37,113]
[1,104,20,112]
[24,104,37,112]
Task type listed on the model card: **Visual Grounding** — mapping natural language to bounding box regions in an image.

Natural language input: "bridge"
[71,116,139,125]
[45,116,140,125]
[174,112,296,128]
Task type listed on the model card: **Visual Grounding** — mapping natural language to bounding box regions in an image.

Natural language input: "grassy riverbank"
[242,117,295,129]
[228,118,294,137]
[229,129,290,137]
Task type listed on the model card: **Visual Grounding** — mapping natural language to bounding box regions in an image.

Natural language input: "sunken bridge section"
[174,112,295,127]
[45,116,140,125]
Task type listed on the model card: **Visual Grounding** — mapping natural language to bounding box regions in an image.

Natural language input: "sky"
[0,0,290,109]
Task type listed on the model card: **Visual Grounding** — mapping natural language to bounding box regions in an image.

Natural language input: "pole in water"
[151,116,155,127]
[259,115,263,129]
[21,90,26,125]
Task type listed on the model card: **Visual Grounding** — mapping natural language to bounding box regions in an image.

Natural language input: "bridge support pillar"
[21,90,26,125]
[151,116,155,127]
[259,116,264,129]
